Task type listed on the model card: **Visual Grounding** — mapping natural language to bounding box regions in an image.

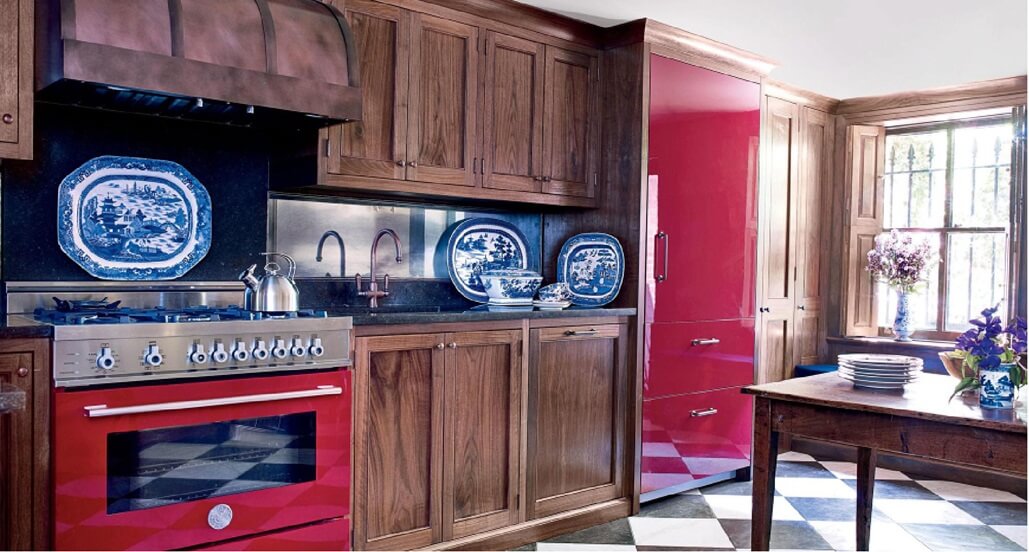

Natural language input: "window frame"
[878,114,1016,341]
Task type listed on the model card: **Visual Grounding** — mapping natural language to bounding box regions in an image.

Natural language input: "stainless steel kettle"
[239,252,300,313]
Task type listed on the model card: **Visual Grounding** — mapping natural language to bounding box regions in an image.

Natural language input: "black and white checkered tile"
[518,452,1028,551]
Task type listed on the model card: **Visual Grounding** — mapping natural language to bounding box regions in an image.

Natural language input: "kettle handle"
[261,252,297,280]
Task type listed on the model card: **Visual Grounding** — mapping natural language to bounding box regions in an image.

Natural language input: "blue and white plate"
[446,218,530,303]
[557,233,624,307]
[58,156,212,280]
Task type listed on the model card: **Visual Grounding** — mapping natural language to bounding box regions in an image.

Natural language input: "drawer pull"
[564,329,598,337]
[691,338,720,346]
[690,407,718,418]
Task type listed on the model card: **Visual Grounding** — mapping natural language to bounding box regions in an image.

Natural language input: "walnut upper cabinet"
[352,329,522,550]
[540,46,599,199]
[526,324,627,519]
[322,0,600,207]
[0,0,33,160]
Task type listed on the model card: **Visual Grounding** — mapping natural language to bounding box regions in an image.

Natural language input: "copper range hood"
[36,0,361,128]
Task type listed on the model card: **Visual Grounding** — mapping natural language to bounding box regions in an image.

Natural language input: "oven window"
[106,412,316,514]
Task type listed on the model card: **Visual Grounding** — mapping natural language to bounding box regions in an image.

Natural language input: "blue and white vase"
[893,289,912,342]
[979,363,1016,409]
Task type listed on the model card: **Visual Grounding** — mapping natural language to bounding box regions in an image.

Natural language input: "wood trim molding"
[836,75,1028,123]
[764,78,840,114]
[605,19,776,82]
[417,0,604,47]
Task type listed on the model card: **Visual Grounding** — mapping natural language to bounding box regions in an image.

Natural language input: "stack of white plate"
[837,354,923,389]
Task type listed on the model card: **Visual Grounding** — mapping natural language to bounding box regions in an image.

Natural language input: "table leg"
[751,397,779,551]
[856,447,877,551]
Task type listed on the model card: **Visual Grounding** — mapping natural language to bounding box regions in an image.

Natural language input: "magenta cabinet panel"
[641,387,753,495]
[203,517,350,551]
[645,54,760,323]
[644,318,755,399]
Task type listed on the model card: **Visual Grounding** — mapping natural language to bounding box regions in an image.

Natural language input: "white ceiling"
[515,0,1028,99]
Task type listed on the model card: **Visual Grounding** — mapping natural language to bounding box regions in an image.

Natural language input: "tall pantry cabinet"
[640,54,761,500]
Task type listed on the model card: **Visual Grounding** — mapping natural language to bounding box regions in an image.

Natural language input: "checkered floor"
[519,452,1028,551]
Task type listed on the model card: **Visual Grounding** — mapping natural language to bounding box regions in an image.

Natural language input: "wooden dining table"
[743,372,1027,551]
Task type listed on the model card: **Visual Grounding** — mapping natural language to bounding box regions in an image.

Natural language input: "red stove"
[8,282,353,551]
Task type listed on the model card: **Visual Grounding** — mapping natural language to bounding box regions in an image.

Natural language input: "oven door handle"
[83,385,343,418]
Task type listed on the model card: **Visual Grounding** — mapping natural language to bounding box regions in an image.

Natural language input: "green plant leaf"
[950,376,980,401]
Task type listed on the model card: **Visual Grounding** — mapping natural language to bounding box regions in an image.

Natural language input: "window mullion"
[940,127,956,333]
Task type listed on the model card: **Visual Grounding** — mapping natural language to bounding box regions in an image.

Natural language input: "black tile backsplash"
[1,104,283,281]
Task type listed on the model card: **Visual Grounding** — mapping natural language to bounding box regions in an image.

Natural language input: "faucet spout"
[315,230,346,277]
[357,228,405,308]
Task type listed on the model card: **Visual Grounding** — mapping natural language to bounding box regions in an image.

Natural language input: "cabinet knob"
[396,160,407,167]
[435,343,444,350]
[447,342,457,349]
[16,367,28,378]
[2,114,12,124]
[409,161,418,168]
[797,305,806,311]
[759,306,770,313]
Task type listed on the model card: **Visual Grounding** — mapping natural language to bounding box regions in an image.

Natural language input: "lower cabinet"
[352,329,522,550]
[0,338,50,551]
[526,324,628,519]
[640,386,753,497]
[203,517,350,551]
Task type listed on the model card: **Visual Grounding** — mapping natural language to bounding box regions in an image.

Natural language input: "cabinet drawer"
[203,517,349,550]
[644,319,755,398]
[641,387,752,495]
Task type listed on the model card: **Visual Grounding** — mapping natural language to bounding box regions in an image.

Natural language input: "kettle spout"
[239,263,260,291]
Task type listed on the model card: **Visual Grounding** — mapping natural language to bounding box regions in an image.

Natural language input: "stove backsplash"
[1,104,274,282]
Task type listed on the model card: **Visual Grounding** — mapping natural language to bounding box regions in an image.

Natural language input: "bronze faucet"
[315,230,346,277]
[355,228,403,308]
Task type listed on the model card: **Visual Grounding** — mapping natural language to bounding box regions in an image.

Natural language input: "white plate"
[488,297,533,306]
[838,363,924,375]
[839,372,922,383]
[838,354,922,366]
[532,300,571,309]
[838,372,921,386]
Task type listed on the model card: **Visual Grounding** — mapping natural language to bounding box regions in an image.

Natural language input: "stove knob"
[251,339,269,360]
[308,338,325,358]
[144,344,163,367]
[271,338,288,360]
[290,338,307,358]
[231,341,250,362]
[96,347,116,370]
[211,342,229,364]
[189,343,208,364]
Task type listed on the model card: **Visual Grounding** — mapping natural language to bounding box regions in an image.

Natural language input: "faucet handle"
[382,274,390,293]
[354,273,363,291]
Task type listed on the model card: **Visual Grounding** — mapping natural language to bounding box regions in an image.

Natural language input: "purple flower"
[955,309,1026,378]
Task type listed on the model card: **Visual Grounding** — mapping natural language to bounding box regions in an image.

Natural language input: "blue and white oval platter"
[446,218,530,303]
[557,233,624,307]
[58,156,212,280]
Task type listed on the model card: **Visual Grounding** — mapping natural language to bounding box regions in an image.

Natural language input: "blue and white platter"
[58,156,212,280]
[557,233,624,307]
[446,218,530,303]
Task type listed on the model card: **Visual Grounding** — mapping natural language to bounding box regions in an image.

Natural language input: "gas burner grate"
[34,304,328,325]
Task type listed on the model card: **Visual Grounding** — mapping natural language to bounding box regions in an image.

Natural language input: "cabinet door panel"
[407,14,478,187]
[542,46,598,198]
[794,107,832,365]
[0,0,19,144]
[527,324,626,519]
[761,97,800,312]
[644,319,755,399]
[354,334,444,550]
[0,352,34,551]
[442,330,522,540]
[329,0,408,180]
[646,55,761,322]
[758,314,793,383]
[641,387,752,497]
[483,32,544,193]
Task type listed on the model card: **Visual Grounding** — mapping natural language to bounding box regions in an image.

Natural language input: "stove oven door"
[53,370,351,551]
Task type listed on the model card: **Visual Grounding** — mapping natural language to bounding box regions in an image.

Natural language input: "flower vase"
[893,289,912,342]
[979,362,1017,409]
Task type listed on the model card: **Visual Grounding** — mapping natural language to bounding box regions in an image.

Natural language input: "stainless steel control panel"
[51,317,353,387]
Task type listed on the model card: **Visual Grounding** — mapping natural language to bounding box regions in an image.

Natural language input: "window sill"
[827,336,956,352]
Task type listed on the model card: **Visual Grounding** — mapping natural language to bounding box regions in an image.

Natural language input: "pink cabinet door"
[645,54,760,323]
[644,318,755,399]
[641,387,753,495]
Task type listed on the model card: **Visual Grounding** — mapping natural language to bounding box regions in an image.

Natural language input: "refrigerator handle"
[656,231,669,282]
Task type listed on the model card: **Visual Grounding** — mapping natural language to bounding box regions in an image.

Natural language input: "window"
[877,116,1015,339]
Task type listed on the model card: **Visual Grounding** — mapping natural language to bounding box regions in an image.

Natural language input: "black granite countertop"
[328,305,636,326]
[0,315,54,339]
